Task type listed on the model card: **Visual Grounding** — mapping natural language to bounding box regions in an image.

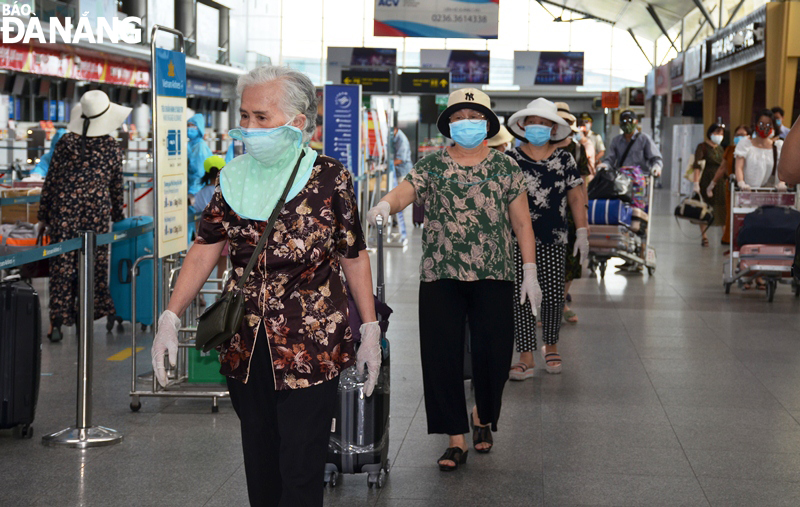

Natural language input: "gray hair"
[236,65,317,143]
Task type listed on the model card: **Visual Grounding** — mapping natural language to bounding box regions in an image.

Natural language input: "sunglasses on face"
[757,121,772,128]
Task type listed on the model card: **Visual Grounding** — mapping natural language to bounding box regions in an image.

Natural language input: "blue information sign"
[155,48,187,98]
[323,84,361,180]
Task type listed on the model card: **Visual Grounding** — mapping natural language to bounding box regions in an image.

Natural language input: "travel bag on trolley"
[325,218,392,489]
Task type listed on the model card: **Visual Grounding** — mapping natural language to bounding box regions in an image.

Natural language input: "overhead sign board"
[374,0,499,39]
[341,70,392,93]
[326,47,396,84]
[420,49,489,84]
[399,71,450,94]
[514,51,584,87]
[601,92,620,109]
[704,6,766,77]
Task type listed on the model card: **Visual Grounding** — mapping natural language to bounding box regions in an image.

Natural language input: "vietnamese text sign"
[374,0,498,39]
[323,85,361,180]
[601,92,620,109]
[154,48,187,258]
[399,71,450,94]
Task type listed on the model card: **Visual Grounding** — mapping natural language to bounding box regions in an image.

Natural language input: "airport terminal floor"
[4,188,800,507]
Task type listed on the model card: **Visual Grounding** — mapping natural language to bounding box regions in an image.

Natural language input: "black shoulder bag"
[194,151,306,352]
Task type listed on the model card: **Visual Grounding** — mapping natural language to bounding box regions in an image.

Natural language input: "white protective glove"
[21,173,44,182]
[776,181,788,192]
[706,180,716,198]
[573,228,590,271]
[367,201,391,227]
[651,166,662,178]
[693,182,701,195]
[596,162,609,172]
[151,310,181,388]
[737,180,751,192]
[356,321,382,397]
[520,263,543,317]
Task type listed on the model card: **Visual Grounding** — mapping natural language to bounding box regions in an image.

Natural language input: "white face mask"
[710,134,724,145]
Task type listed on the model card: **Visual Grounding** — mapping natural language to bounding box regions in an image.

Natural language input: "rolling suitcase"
[412,202,424,227]
[0,279,41,439]
[588,199,633,227]
[325,219,391,489]
[739,244,795,272]
[589,225,636,252]
[109,216,154,330]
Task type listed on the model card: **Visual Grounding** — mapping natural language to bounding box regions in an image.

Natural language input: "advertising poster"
[154,48,188,258]
[514,51,584,86]
[323,84,362,185]
[420,49,489,84]
[374,0,499,39]
[326,47,396,84]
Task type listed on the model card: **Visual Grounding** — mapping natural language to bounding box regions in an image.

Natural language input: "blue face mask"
[449,119,487,149]
[525,125,552,146]
[775,119,782,127]
[229,123,303,166]
[733,136,743,145]
[187,126,201,140]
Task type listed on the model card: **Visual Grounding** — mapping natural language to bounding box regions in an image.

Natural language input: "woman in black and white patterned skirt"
[504,98,589,377]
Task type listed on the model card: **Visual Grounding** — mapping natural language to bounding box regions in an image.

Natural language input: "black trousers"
[418,279,515,434]
[226,327,339,507]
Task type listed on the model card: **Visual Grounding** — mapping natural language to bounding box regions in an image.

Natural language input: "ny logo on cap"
[464,92,474,101]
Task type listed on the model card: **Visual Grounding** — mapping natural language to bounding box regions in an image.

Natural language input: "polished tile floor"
[3,189,800,506]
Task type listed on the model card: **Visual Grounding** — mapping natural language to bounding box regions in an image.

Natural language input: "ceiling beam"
[645,4,679,53]
[692,0,717,31]
[725,0,746,28]
[628,29,654,68]
[686,18,708,49]
[535,0,615,25]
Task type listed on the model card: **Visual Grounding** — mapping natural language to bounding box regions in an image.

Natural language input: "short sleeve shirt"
[405,148,526,282]
[507,146,583,246]
[734,137,783,188]
[196,155,364,389]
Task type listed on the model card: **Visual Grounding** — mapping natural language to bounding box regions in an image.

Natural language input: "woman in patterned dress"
[369,88,541,471]
[38,90,130,342]
[505,98,590,377]
[151,66,380,507]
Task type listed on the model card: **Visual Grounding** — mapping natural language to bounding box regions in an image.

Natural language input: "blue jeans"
[391,165,410,239]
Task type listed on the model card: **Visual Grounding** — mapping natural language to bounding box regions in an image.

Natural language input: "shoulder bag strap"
[618,133,637,168]
[234,150,306,290]
[772,142,778,178]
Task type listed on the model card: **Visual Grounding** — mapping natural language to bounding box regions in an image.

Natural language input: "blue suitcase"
[588,199,633,227]
[109,216,154,330]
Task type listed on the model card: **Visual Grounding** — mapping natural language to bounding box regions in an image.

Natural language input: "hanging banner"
[153,47,188,258]
[323,84,362,181]
[374,0,499,39]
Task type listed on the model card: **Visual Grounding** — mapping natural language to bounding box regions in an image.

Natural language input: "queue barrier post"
[42,230,124,448]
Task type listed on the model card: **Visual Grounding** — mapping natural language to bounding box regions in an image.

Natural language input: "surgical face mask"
[449,119,487,149]
[733,136,743,145]
[573,131,583,141]
[710,134,724,145]
[524,124,552,146]
[775,118,782,127]
[187,126,201,139]
[621,122,636,135]
[229,122,303,166]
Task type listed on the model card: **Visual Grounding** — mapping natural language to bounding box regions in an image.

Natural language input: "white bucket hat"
[67,90,132,138]
[507,98,571,142]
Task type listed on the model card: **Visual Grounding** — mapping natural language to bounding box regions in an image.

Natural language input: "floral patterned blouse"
[507,147,583,246]
[405,148,526,282]
[196,155,365,389]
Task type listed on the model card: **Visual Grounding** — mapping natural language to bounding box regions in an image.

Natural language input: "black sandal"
[438,447,468,471]
[471,419,493,453]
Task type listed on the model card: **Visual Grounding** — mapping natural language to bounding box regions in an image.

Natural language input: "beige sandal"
[509,362,534,381]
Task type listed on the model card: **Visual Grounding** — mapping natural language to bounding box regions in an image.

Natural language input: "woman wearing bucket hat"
[367,88,541,470]
[505,98,589,377]
[487,125,514,153]
[38,90,131,341]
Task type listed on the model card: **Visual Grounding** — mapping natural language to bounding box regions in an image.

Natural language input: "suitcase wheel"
[367,470,385,489]
[323,470,338,488]
[13,424,33,439]
[130,400,142,412]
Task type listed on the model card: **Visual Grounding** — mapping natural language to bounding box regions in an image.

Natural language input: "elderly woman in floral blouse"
[369,88,541,472]
[150,66,380,507]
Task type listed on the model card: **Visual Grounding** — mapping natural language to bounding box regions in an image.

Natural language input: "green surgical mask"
[220,139,316,221]
[621,122,636,135]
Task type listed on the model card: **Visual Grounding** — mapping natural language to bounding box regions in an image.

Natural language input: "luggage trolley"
[722,183,800,301]
[589,174,658,277]
[128,252,232,412]
[324,217,391,489]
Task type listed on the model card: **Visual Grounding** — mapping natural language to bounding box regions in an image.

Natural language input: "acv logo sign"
[1,10,142,44]
[377,0,400,6]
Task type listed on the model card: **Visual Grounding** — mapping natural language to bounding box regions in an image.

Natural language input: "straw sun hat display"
[507,98,571,142]
[436,88,501,139]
